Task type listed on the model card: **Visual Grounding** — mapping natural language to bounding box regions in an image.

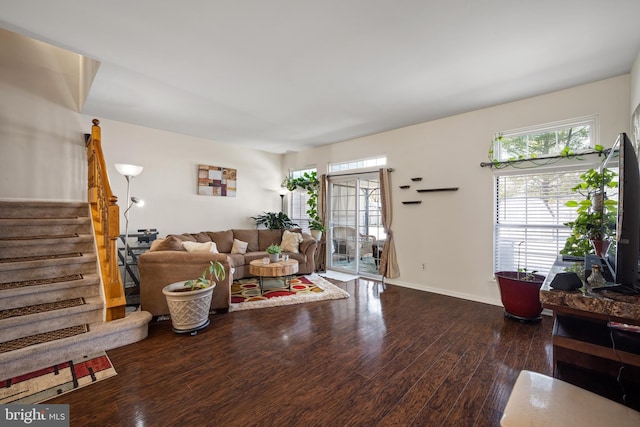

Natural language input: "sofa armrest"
[297,233,318,274]
[300,232,317,256]
[138,251,232,316]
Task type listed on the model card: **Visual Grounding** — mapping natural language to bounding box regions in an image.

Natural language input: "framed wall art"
[198,164,236,197]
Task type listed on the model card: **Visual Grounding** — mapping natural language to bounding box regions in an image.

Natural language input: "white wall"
[99,119,283,235]
[0,29,285,236]
[285,75,631,306]
[0,29,87,201]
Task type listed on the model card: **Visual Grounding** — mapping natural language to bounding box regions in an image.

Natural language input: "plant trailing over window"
[561,168,618,256]
[482,132,607,169]
[251,212,298,230]
[282,171,325,231]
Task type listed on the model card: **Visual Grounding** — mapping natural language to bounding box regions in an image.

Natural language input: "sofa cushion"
[192,232,212,243]
[281,230,303,253]
[243,251,267,261]
[232,229,259,252]
[231,238,248,254]
[258,229,282,251]
[206,230,234,253]
[150,235,185,251]
[178,233,197,242]
[226,253,246,268]
[182,241,218,253]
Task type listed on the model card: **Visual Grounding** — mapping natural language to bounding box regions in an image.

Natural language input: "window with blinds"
[493,117,602,276]
[288,168,316,231]
[494,170,588,275]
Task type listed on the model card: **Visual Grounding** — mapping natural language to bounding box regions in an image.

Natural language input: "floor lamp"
[279,188,288,213]
[114,163,144,291]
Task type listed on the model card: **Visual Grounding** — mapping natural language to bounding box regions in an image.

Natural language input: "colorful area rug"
[230,274,349,311]
[0,352,116,404]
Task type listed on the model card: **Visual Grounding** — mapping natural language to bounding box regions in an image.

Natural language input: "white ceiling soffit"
[1,0,640,153]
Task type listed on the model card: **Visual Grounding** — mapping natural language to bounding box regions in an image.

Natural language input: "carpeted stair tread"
[0,298,85,320]
[0,253,82,263]
[0,233,79,241]
[0,325,89,353]
[0,274,83,291]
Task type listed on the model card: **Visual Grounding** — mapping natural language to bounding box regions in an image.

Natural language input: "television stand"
[541,256,640,378]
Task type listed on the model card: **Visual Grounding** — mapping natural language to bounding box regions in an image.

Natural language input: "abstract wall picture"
[198,164,237,197]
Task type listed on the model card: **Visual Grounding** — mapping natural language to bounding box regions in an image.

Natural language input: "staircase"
[0,200,151,380]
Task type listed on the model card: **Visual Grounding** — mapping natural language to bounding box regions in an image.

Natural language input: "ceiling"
[2,1,640,154]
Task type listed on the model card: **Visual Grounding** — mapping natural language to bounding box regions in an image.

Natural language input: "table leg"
[258,276,264,295]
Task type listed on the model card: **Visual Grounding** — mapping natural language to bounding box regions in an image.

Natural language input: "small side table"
[249,259,299,294]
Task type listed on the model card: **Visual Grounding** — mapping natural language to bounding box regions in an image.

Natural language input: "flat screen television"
[602,132,640,293]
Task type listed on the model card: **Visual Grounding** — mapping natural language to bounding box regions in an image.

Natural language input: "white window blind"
[495,169,588,275]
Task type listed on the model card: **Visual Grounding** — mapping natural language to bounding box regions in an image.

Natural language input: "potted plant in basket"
[266,244,281,263]
[162,260,226,334]
[495,243,546,322]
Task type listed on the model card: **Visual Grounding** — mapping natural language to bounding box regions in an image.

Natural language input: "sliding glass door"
[328,173,385,277]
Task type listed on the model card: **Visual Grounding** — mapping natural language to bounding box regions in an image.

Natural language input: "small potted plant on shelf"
[162,260,226,334]
[495,243,546,322]
[266,244,281,263]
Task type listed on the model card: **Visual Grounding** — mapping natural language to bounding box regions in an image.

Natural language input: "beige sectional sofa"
[138,228,317,316]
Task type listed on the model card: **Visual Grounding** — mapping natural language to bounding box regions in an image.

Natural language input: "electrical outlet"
[421,263,426,270]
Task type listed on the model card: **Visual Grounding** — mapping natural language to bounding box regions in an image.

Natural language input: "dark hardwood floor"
[47,278,635,426]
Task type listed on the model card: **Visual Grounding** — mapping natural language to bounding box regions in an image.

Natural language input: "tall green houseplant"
[561,168,618,256]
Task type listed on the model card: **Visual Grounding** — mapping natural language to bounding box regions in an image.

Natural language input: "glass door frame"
[327,172,382,278]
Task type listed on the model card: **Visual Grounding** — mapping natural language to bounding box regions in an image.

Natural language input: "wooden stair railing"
[86,119,126,320]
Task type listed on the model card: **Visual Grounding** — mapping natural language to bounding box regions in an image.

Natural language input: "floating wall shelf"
[416,187,459,193]
[410,177,423,182]
[399,185,410,189]
[402,201,422,205]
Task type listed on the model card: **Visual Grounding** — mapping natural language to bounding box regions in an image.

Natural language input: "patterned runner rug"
[0,352,116,404]
[230,274,349,311]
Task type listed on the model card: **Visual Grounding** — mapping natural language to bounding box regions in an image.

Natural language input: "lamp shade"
[115,163,143,177]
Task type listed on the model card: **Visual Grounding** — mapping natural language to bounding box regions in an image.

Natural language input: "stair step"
[0,252,83,264]
[0,311,151,379]
[0,273,100,311]
[0,253,98,283]
[0,234,94,258]
[0,201,89,219]
[0,296,103,343]
[0,297,85,321]
[0,324,89,353]
[0,218,91,238]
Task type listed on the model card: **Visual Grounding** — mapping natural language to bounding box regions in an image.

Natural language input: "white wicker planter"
[162,281,216,334]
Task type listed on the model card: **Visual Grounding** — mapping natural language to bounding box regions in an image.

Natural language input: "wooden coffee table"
[249,259,299,294]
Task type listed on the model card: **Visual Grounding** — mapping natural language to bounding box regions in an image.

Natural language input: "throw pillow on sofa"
[182,241,218,253]
[231,238,248,254]
[281,230,303,253]
[150,235,184,251]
